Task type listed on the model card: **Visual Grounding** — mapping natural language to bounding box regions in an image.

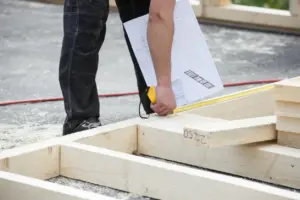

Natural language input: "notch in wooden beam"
[60,142,300,200]
[183,116,277,148]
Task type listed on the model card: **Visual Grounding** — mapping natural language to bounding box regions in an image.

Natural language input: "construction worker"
[58,0,177,135]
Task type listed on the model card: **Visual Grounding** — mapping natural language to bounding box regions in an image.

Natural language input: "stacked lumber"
[274,79,300,149]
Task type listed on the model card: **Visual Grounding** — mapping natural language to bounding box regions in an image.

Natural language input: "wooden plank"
[204,0,231,6]
[201,4,300,30]
[289,0,300,16]
[274,79,300,103]
[276,116,300,134]
[138,123,300,189]
[274,80,300,147]
[275,101,300,118]
[138,113,226,134]
[0,171,116,200]
[60,142,300,200]
[183,116,277,148]
[0,145,60,180]
[74,124,138,154]
[186,87,275,120]
[278,131,300,149]
[182,77,300,119]
[0,118,141,179]
[67,117,141,153]
[190,0,203,17]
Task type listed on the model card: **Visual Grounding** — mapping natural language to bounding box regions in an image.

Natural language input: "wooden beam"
[274,79,300,103]
[275,101,300,118]
[139,113,226,133]
[0,171,116,200]
[60,142,300,200]
[0,118,141,179]
[201,3,300,30]
[183,116,277,148]
[185,77,300,120]
[186,86,275,120]
[0,144,60,180]
[289,0,300,16]
[278,131,300,149]
[204,0,231,6]
[69,117,141,153]
[276,116,300,134]
[275,102,300,149]
[190,0,203,17]
[138,121,300,189]
[74,124,138,154]
[274,79,300,148]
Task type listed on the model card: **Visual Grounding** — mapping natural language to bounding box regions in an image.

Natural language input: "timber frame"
[192,0,300,34]
[2,77,300,200]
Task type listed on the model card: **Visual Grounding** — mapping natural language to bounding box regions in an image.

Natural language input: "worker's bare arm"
[147,0,175,87]
[147,0,176,116]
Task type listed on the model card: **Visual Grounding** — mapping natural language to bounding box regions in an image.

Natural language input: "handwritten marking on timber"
[183,129,207,144]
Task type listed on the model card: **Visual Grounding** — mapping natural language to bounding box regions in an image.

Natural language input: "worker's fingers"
[157,107,169,116]
[151,103,164,115]
[151,103,173,116]
[150,103,160,113]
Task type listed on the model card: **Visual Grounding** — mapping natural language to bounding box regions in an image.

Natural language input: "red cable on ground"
[0,92,139,106]
[0,79,281,106]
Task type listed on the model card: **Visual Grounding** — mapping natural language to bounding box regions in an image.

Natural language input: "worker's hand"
[150,85,176,116]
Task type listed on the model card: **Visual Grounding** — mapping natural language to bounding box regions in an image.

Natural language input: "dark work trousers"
[59,0,153,122]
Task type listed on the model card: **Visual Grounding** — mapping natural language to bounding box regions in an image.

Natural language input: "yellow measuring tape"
[174,84,274,113]
[147,77,300,114]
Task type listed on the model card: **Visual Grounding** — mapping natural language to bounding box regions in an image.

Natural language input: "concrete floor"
[1,0,300,198]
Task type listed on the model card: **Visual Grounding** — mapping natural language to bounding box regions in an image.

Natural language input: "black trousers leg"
[115,0,154,115]
[59,0,109,122]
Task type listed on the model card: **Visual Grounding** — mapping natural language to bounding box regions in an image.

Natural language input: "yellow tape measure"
[147,83,274,113]
[146,77,300,114]
[147,86,156,104]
